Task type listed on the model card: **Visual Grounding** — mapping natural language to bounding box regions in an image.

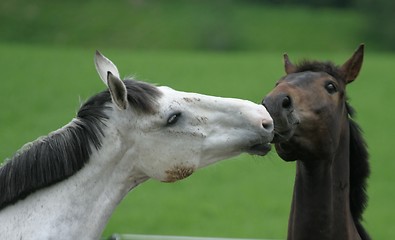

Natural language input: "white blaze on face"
[128,86,273,182]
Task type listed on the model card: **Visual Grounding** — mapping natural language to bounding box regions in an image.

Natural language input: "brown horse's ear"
[284,53,297,74]
[340,44,364,84]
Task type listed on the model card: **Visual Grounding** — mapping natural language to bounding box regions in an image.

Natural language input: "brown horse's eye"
[325,82,337,94]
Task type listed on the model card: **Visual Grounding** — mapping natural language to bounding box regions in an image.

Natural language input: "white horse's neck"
[0,120,146,240]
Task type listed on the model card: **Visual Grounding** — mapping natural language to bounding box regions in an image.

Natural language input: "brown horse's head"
[263,44,364,162]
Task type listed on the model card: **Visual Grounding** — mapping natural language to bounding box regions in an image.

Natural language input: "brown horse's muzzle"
[262,91,299,143]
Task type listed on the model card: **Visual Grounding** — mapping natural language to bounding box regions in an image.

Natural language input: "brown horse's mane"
[347,104,371,239]
[294,60,343,81]
[294,60,371,240]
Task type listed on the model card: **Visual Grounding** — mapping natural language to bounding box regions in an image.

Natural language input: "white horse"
[0,51,273,240]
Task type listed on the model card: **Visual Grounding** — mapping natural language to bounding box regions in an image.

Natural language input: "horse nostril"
[282,96,292,109]
[262,119,274,132]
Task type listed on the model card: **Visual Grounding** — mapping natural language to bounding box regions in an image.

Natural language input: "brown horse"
[263,45,370,240]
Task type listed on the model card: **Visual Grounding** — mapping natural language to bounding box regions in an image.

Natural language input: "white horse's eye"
[167,112,181,126]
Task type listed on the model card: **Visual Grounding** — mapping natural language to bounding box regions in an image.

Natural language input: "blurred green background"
[1,0,394,239]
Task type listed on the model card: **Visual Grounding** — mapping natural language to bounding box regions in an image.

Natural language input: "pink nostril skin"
[262,118,274,132]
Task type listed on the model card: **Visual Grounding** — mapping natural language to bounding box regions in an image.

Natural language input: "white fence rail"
[106,234,278,240]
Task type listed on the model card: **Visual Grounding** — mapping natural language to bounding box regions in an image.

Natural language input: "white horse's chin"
[161,164,196,183]
[247,143,272,156]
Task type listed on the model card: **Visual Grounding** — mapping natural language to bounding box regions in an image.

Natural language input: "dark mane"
[294,60,343,82]
[295,60,371,239]
[123,79,162,114]
[347,103,371,240]
[0,79,161,210]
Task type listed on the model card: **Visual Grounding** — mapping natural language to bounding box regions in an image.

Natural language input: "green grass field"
[1,43,394,239]
[0,0,364,52]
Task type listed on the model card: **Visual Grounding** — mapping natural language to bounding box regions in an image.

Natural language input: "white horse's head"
[95,51,273,182]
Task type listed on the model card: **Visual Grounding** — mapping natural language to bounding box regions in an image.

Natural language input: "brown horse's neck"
[288,121,361,240]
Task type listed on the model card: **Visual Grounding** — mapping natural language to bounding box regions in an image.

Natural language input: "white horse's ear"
[94,50,121,86]
[107,72,128,110]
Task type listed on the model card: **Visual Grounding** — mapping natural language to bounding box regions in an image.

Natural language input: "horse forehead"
[156,86,199,105]
[282,71,333,87]
[157,86,239,107]
[158,86,201,100]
